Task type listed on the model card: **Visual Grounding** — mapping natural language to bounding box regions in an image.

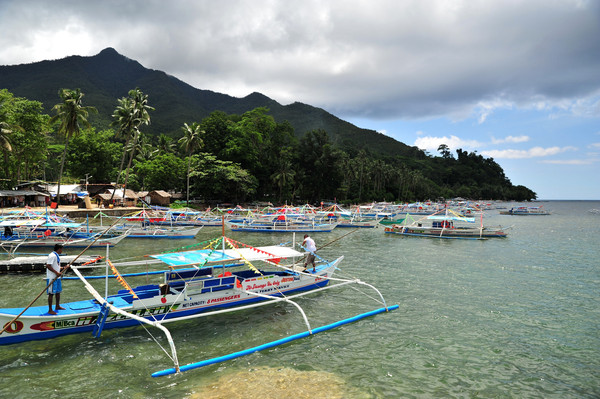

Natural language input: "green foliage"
[0,85,537,202]
[298,130,344,202]
[66,128,121,183]
[134,153,185,191]
[189,153,257,202]
[0,89,50,187]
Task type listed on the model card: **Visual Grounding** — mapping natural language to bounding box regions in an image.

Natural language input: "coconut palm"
[50,88,97,206]
[156,133,174,154]
[178,122,204,206]
[110,88,153,202]
[271,159,296,203]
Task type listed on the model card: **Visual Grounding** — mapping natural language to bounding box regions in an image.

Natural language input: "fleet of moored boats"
[0,200,552,376]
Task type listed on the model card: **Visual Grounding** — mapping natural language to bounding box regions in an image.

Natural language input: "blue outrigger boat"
[226,219,338,233]
[0,234,397,377]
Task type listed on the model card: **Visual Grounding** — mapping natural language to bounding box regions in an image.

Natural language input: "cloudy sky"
[1,0,599,199]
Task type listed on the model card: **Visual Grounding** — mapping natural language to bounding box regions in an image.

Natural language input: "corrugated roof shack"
[148,190,172,206]
[0,190,49,208]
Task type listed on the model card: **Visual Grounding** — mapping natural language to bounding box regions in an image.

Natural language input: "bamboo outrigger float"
[0,231,397,377]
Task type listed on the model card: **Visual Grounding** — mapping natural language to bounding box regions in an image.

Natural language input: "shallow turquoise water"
[1,201,599,398]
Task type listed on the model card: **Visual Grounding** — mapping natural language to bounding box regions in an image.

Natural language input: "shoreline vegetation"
[1,86,536,205]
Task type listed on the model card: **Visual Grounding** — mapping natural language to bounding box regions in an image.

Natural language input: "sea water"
[0,201,598,398]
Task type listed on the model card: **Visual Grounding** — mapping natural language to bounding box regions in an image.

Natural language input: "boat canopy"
[151,245,304,267]
[41,222,83,228]
[427,215,475,222]
[0,219,45,227]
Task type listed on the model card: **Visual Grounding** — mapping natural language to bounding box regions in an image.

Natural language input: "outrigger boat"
[226,218,338,233]
[316,204,381,228]
[1,226,128,249]
[0,234,397,377]
[337,215,381,228]
[90,211,203,239]
[88,223,202,239]
[499,206,550,215]
[384,210,507,239]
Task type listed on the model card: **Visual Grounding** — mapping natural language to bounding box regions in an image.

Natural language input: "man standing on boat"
[46,244,65,315]
[302,234,317,273]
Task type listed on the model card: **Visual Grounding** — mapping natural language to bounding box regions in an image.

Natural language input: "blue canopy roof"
[150,245,303,267]
[427,215,475,222]
[150,249,234,267]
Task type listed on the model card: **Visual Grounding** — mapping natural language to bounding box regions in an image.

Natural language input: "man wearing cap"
[46,244,65,315]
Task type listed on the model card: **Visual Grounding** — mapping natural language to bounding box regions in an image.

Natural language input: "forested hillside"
[0,49,537,203]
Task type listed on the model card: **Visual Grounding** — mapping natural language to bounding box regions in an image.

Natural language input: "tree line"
[0,88,537,205]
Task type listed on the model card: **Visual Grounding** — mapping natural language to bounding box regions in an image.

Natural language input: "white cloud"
[414,135,484,152]
[540,159,598,165]
[481,146,577,159]
[491,135,530,144]
[588,142,600,149]
[0,0,599,120]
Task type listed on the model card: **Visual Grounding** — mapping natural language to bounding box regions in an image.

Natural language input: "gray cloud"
[1,0,599,121]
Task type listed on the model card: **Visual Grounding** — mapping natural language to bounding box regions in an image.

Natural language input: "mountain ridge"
[0,47,417,157]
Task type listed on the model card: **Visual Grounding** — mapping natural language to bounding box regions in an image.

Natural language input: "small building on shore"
[0,190,49,208]
[46,184,88,205]
[148,190,172,206]
[94,189,138,207]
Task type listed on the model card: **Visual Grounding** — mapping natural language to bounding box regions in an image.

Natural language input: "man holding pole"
[302,234,317,273]
[46,244,65,315]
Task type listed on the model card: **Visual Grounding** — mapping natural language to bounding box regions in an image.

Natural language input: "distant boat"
[89,224,202,239]
[227,218,338,233]
[499,206,550,215]
[337,215,381,228]
[0,229,127,249]
[1,218,128,249]
[384,211,507,240]
[316,204,381,228]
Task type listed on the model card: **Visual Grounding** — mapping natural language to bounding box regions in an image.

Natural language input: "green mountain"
[0,47,417,158]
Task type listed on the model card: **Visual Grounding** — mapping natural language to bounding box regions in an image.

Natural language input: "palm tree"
[110,88,153,203]
[178,122,204,207]
[271,157,295,203]
[129,132,155,162]
[156,133,174,154]
[50,88,97,207]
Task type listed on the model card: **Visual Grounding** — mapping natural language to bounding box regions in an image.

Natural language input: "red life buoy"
[44,229,52,237]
